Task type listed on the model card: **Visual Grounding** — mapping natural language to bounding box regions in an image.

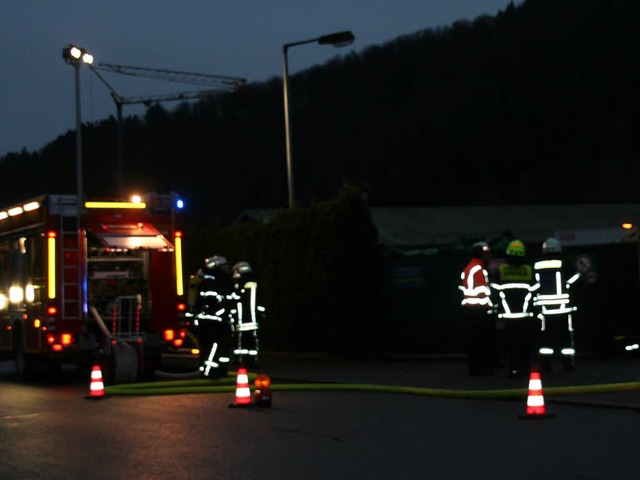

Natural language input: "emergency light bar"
[0,200,40,222]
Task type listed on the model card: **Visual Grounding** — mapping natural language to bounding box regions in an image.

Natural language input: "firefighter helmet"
[204,255,228,270]
[542,237,562,253]
[506,239,526,257]
[470,241,490,258]
[232,261,252,279]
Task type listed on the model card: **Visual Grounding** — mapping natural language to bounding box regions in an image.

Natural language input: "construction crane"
[88,63,247,195]
[94,63,246,90]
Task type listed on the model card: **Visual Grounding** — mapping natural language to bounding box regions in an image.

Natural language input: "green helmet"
[506,239,526,257]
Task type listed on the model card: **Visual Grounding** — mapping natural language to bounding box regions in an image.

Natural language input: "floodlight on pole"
[62,44,94,214]
[282,30,355,209]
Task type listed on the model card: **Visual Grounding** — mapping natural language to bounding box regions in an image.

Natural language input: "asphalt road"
[1,355,639,480]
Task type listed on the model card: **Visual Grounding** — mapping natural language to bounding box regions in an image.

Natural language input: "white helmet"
[542,237,562,253]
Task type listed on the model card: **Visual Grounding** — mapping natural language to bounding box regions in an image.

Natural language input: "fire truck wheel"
[12,329,33,380]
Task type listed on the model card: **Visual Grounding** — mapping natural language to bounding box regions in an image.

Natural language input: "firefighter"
[534,237,580,372]
[230,261,264,367]
[191,255,235,378]
[491,239,539,378]
[459,241,496,376]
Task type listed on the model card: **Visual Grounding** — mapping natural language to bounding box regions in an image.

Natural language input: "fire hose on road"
[103,370,640,409]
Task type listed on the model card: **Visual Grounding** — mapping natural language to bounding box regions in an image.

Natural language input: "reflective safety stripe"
[498,312,534,319]
[492,282,538,291]
[534,259,562,269]
[567,273,581,285]
[528,395,544,408]
[460,264,492,307]
[529,378,542,391]
[494,289,535,319]
[235,322,259,332]
[535,293,571,304]
[196,314,223,321]
[202,343,219,377]
[540,305,576,315]
[233,348,258,356]
[236,386,251,397]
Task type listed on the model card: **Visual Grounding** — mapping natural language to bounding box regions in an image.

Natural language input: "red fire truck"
[0,192,190,383]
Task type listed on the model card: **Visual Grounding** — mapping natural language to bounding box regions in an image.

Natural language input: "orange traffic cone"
[85,362,108,399]
[518,370,554,419]
[228,365,253,408]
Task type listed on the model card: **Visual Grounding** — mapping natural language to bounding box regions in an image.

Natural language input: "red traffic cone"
[85,362,108,399]
[518,370,554,419]
[229,365,253,408]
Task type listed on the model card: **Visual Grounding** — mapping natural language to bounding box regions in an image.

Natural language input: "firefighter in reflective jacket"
[459,241,496,376]
[533,237,580,372]
[230,261,264,367]
[190,255,235,378]
[491,239,539,378]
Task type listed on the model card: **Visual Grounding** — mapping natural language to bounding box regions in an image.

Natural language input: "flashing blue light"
[176,199,184,209]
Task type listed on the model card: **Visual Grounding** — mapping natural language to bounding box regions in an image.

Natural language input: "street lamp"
[62,44,94,213]
[282,30,355,209]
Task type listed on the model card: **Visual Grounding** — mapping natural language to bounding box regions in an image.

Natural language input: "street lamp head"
[282,28,355,209]
[62,44,94,65]
[81,52,94,64]
[317,31,355,47]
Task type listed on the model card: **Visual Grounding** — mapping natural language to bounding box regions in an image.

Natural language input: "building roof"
[235,204,640,248]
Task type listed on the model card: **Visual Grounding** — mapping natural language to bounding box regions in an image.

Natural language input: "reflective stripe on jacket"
[533,258,580,316]
[459,258,492,308]
[491,262,538,319]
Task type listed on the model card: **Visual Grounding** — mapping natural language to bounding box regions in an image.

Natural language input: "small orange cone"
[518,370,554,419]
[228,365,253,408]
[85,362,108,399]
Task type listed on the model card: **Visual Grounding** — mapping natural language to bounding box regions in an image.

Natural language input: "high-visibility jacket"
[491,262,539,319]
[533,258,580,316]
[459,258,493,308]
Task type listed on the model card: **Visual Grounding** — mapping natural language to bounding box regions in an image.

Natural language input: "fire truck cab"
[0,192,188,383]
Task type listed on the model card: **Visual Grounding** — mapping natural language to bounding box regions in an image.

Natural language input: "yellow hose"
[103,373,640,399]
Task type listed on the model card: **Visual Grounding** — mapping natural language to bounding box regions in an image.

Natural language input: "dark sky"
[1,0,516,157]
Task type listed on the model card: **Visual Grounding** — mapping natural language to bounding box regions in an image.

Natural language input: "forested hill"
[1,0,639,228]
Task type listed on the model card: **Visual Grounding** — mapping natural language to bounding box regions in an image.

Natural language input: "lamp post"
[282,30,355,209]
[62,44,94,214]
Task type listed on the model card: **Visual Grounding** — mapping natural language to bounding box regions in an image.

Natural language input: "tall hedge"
[184,184,387,357]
